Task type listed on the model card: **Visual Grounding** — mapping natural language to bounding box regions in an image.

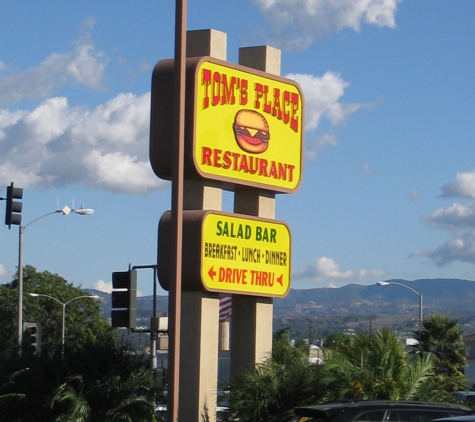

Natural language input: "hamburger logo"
[233,109,270,154]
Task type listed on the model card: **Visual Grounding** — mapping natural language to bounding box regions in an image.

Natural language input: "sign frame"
[150,56,304,193]
[158,209,292,298]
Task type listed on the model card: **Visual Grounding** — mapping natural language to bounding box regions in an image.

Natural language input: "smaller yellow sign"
[201,213,291,298]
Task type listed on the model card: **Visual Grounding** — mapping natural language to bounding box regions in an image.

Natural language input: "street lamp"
[28,293,100,356]
[377,281,423,328]
[17,204,94,347]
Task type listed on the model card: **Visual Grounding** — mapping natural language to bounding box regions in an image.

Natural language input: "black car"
[292,400,473,422]
[434,417,475,422]
[450,392,475,405]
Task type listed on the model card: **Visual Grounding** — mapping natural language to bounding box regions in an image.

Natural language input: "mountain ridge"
[88,278,475,318]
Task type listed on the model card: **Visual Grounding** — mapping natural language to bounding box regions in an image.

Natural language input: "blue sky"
[1,0,475,296]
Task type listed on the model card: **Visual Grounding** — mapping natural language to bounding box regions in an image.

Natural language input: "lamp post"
[28,293,99,356]
[17,204,94,347]
[377,281,423,328]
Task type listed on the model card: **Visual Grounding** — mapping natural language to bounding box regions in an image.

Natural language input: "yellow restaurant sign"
[194,59,303,193]
[158,210,291,298]
[202,212,291,297]
[150,57,304,193]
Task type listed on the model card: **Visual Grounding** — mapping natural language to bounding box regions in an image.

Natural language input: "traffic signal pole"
[131,265,160,370]
[111,265,160,370]
[17,210,62,346]
[16,207,93,348]
[1,182,24,347]
[18,225,24,347]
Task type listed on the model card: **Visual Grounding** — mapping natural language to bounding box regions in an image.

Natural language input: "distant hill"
[87,278,475,336]
[86,288,168,320]
[275,278,475,316]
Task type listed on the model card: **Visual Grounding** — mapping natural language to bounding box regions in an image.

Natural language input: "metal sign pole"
[168,0,187,420]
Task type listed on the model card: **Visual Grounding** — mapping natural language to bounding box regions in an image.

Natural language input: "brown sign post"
[150,29,304,421]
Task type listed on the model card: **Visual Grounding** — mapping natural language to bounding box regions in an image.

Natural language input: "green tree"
[0,265,113,357]
[324,328,435,400]
[414,313,468,378]
[325,331,353,350]
[51,352,156,422]
[0,281,20,354]
[0,266,159,421]
[0,337,158,422]
[225,328,464,421]
[0,350,66,421]
[226,328,332,422]
[0,368,28,417]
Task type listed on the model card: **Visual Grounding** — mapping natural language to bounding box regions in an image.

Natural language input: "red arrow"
[208,266,216,281]
[276,274,283,286]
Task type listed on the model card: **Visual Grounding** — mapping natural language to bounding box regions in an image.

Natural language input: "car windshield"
[386,410,468,422]
[293,402,471,422]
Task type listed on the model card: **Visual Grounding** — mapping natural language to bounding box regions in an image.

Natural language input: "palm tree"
[51,366,156,421]
[0,368,28,420]
[226,328,464,421]
[324,328,435,401]
[414,313,468,377]
[226,328,333,422]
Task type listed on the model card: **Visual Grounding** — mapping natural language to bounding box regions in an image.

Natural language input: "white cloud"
[0,56,362,193]
[306,133,339,161]
[413,231,475,267]
[410,189,420,201]
[361,164,373,175]
[424,202,475,231]
[93,280,113,293]
[0,264,7,278]
[0,25,365,195]
[287,72,363,131]
[441,170,475,199]
[415,172,475,267]
[0,23,161,194]
[0,93,167,193]
[293,256,384,284]
[139,60,153,73]
[66,45,106,90]
[0,37,107,106]
[287,72,366,159]
[350,163,374,177]
[92,279,143,297]
[253,0,402,50]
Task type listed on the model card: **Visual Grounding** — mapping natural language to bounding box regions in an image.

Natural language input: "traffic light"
[111,269,137,328]
[23,322,41,354]
[5,182,23,229]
